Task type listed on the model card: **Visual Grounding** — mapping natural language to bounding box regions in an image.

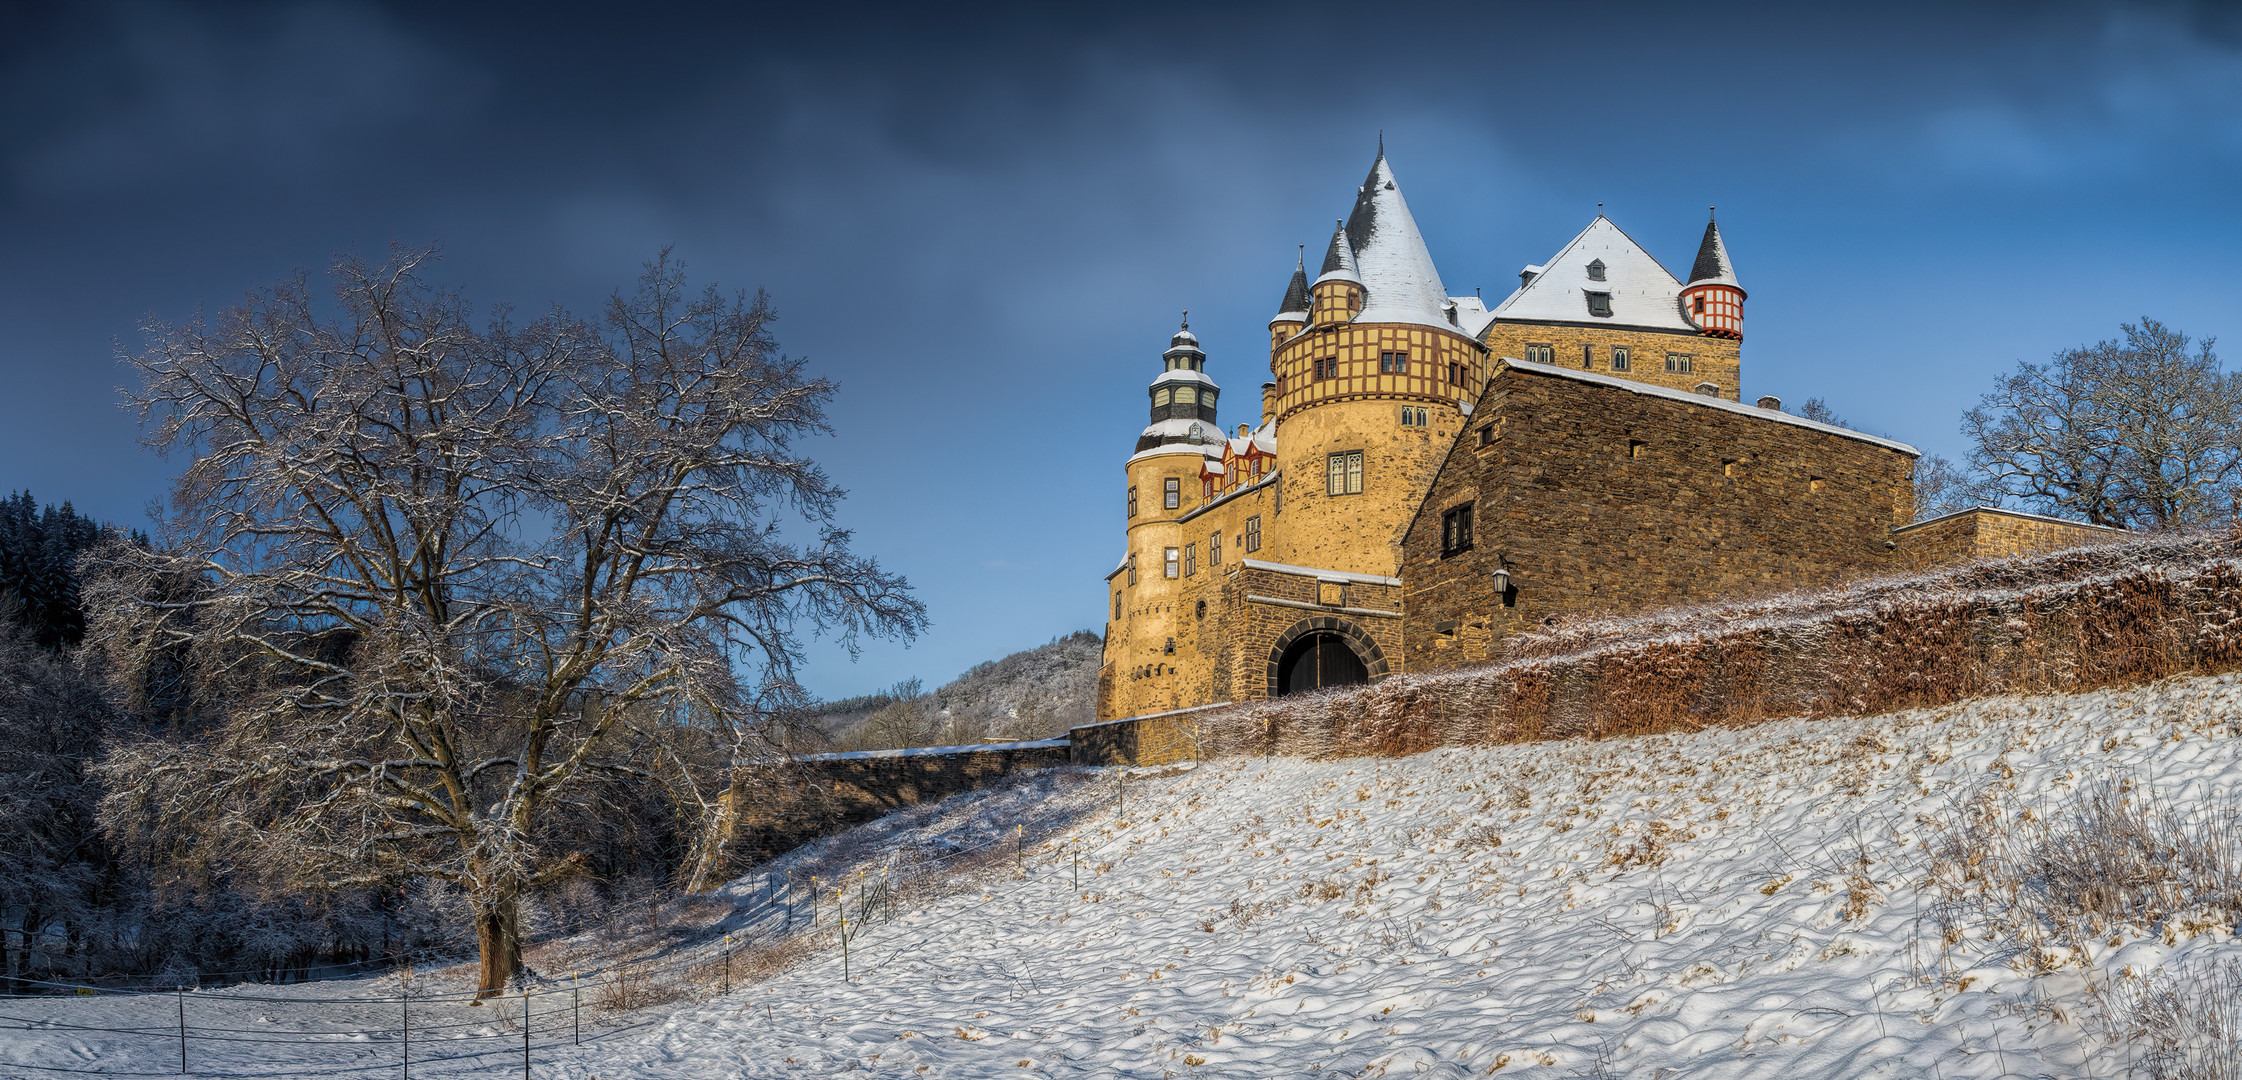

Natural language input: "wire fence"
[0,763,1191,1078]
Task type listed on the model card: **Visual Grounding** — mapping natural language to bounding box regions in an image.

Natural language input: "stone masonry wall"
[1401,363,1916,671]
[1893,507,2125,572]
[1481,322,1743,402]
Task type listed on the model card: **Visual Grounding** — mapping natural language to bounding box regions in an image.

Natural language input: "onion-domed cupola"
[1680,208,1744,339]
[1134,314,1222,452]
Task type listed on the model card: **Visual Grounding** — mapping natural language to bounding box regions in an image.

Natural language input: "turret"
[1134,316,1220,453]
[1680,209,1744,339]
[1309,219,1363,325]
[1270,248,1310,349]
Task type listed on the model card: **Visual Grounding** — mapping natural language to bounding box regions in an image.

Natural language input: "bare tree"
[86,249,924,996]
[1963,319,2242,529]
[1909,454,1999,521]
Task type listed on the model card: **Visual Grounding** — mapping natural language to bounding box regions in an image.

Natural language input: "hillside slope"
[16,672,2242,1077]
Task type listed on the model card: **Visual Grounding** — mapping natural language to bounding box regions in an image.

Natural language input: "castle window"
[1810,476,1827,494]
[1202,389,1216,411]
[1477,424,1496,447]
[1611,346,1631,372]
[1203,477,1214,500]
[1448,363,1462,384]
[1127,556,1137,586]
[1327,450,1364,496]
[1666,353,1693,374]
[1441,503,1474,557]
[1400,405,1428,427]
[1128,485,1137,518]
[1195,599,1206,620]
[1209,529,1221,565]
[1164,547,1180,579]
[1154,387,1172,407]
[1164,477,1181,510]
[1184,542,1197,577]
[1174,385,1197,405]
[1586,292,1613,318]
[1587,259,1606,282]
[1724,460,1739,478]
[1629,440,1647,459]
[1526,343,1554,364]
[1693,295,1706,314]
[1245,514,1263,553]
[1114,591,1122,620]
[1380,350,1409,374]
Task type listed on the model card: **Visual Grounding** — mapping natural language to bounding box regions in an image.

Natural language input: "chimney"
[1756,395,1782,411]
[1261,382,1277,426]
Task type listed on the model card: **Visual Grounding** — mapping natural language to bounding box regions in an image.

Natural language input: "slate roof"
[1313,219,1360,286]
[1687,214,1742,291]
[1341,152,1453,330]
[1275,251,1310,318]
[1489,215,1695,332]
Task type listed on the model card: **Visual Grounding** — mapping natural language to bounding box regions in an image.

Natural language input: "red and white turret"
[1680,209,1744,339]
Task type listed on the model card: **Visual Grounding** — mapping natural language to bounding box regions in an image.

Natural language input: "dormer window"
[1586,259,1607,282]
[1586,292,1613,318]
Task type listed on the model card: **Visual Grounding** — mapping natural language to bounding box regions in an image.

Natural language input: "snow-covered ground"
[10,673,2242,1077]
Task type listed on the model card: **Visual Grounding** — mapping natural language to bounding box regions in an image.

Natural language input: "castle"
[1095,147,2111,723]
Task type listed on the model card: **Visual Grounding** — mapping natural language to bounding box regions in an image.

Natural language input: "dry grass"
[2111,958,2242,1080]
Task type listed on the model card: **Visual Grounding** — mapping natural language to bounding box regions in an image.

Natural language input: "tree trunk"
[472,893,521,999]
[683,774,747,894]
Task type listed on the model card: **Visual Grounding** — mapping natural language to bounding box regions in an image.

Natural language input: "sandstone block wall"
[1893,507,2123,571]
[1401,363,1915,671]
[1481,322,1742,402]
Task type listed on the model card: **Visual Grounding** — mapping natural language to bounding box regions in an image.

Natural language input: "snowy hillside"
[10,673,2242,1077]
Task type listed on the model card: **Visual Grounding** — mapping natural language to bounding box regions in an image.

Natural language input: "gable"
[1489,217,1695,332]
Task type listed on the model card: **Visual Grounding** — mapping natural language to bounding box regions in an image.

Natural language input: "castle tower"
[1679,210,1744,339]
[1269,249,1310,352]
[1265,148,1488,576]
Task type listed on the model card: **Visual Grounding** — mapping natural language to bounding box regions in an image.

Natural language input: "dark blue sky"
[6,1,2242,698]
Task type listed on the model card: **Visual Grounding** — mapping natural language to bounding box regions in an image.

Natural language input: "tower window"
[1526,343,1554,365]
[1128,485,1137,517]
[1195,599,1206,620]
[1693,295,1706,314]
[1629,440,1647,459]
[1666,353,1693,374]
[1586,292,1613,318]
[1611,346,1631,372]
[1582,344,1594,368]
[1164,477,1181,509]
[1441,502,1474,558]
[1154,387,1172,407]
[1209,529,1222,566]
[1164,547,1180,579]
[1202,390,1216,411]
[1202,477,1214,500]
[1809,476,1828,494]
[1326,450,1364,496]
[1586,259,1606,282]
[1477,424,1496,447]
[1184,542,1197,577]
[1399,406,1428,427]
[1244,515,1262,553]
[1380,350,1409,373]
[1127,555,1137,586]
[1174,385,1196,405]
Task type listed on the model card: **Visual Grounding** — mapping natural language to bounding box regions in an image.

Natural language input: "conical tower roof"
[1275,249,1311,318]
[1340,149,1451,329]
[1687,211,1742,292]
[1313,219,1360,286]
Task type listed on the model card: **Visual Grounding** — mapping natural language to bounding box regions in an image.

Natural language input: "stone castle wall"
[1893,507,2123,572]
[1479,321,1744,402]
[1400,363,1917,671]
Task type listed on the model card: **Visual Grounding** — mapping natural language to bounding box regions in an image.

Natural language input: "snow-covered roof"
[1237,558,1403,588]
[1178,468,1279,523]
[1129,418,1226,464]
[1150,368,1219,389]
[1490,216,1695,332]
[1202,459,1226,475]
[1274,251,1311,320]
[1448,294,1497,339]
[1686,216,1742,292]
[1342,152,1454,331]
[1891,505,2126,535]
[1312,219,1360,288]
[1494,358,1921,456]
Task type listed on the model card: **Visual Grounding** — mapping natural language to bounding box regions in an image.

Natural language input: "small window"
[1380,350,1409,374]
[1586,292,1613,318]
[1415,407,1428,427]
[1441,502,1474,557]
[1723,460,1739,478]
[1628,440,1646,459]
[1154,387,1171,407]
[1448,363,1461,384]
[1195,599,1206,620]
[1128,485,1137,518]
[1127,555,1137,586]
[1209,529,1222,566]
[1164,477,1181,510]
[1244,515,1263,553]
[1586,259,1607,282]
[1582,344,1594,368]
[1666,353,1693,374]
[1476,425,1496,447]
[1174,385,1196,405]
[1202,477,1214,500]
[1202,390,1216,410]
[1611,346,1630,372]
[1114,591,1123,619]
[1810,476,1827,494]
[1526,343,1554,364]
[1164,547,1180,579]
[1327,450,1364,496]
[1693,295,1706,314]
[1184,542,1197,577]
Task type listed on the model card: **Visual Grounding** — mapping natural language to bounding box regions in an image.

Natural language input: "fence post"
[402,986,411,1080]
[522,987,531,1080]
[839,896,851,983]
[572,974,580,1047]
[1072,842,1079,890]
[723,934,732,995]
[176,985,186,1075]
[1015,824,1024,874]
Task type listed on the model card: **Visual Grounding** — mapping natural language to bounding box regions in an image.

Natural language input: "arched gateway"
[1266,616,1388,697]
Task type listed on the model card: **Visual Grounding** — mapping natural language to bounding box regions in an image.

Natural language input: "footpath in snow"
[9,673,2242,1077]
